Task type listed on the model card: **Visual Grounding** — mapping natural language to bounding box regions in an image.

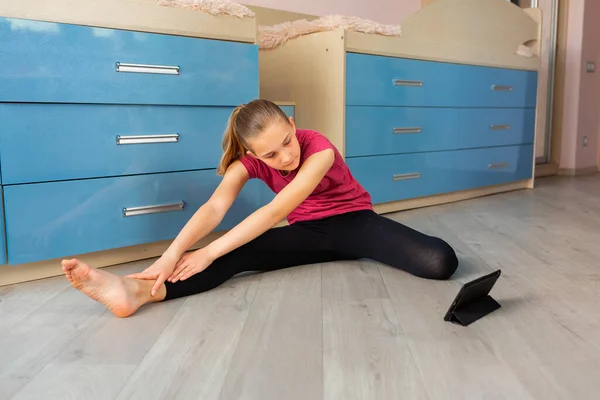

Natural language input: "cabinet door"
[0,189,6,265]
[279,105,295,118]
[345,52,538,108]
[0,104,236,184]
[346,144,534,204]
[0,17,259,106]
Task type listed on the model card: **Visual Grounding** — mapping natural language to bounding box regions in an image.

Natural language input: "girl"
[62,99,458,318]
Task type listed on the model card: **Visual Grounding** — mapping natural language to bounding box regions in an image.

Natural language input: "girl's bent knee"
[424,239,458,280]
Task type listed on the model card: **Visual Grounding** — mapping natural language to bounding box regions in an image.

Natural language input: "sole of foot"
[61,258,140,318]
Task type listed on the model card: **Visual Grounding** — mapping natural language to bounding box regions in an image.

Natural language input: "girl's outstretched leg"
[63,221,337,316]
[163,221,337,300]
[331,210,458,280]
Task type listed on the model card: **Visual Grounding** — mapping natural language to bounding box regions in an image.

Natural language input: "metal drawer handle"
[393,79,423,87]
[393,127,422,134]
[123,202,185,217]
[116,134,179,145]
[393,172,421,181]
[491,85,513,91]
[490,124,511,130]
[489,163,509,170]
[116,62,180,75]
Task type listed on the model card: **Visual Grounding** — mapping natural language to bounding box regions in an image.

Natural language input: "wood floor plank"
[321,260,429,400]
[321,259,389,301]
[535,179,600,219]
[0,282,110,399]
[218,265,323,400]
[0,263,152,400]
[550,174,600,197]
[462,190,600,276]
[114,273,261,400]
[0,377,27,400]
[10,278,185,399]
[0,274,68,333]
[10,366,136,400]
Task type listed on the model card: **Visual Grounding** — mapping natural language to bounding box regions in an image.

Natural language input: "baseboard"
[557,166,599,176]
[373,181,530,215]
[535,162,559,178]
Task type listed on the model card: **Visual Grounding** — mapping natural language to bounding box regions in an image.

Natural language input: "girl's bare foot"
[61,258,164,318]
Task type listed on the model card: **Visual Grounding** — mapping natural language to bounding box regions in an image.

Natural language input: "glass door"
[528,0,559,165]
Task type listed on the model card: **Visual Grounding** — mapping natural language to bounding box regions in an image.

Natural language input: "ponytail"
[217,99,290,176]
[217,105,245,176]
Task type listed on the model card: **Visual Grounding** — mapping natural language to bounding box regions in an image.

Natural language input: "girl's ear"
[288,116,296,129]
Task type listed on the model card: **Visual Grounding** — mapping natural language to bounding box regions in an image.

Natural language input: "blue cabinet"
[343,52,537,205]
[0,16,261,265]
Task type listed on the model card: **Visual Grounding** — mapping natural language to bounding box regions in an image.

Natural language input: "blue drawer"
[0,17,258,106]
[0,188,6,265]
[345,106,535,157]
[4,171,261,265]
[0,104,234,184]
[279,104,295,118]
[346,53,538,108]
[346,144,533,205]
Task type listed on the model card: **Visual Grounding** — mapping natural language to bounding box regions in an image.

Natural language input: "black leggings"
[163,210,458,301]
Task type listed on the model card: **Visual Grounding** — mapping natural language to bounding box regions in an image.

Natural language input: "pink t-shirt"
[239,129,373,224]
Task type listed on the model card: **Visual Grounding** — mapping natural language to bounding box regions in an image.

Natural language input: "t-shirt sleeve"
[238,155,259,179]
[302,130,335,159]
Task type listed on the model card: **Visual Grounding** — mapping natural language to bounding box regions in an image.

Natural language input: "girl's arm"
[204,148,335,262]
[162,161,250,260]
[128,161,249,294]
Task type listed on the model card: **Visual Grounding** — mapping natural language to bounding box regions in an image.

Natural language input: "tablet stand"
[444,269,502,326]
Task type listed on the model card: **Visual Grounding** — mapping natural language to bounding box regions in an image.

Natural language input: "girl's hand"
[168,248,214,283]
[126,253,179,296]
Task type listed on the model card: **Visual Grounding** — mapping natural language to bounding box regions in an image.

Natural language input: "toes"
[64,269,74,283]
[61,258,79,271]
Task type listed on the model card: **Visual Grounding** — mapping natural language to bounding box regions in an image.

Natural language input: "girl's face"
[246,117,301,172]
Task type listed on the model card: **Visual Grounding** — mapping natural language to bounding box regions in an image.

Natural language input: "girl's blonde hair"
[217,99,290,175]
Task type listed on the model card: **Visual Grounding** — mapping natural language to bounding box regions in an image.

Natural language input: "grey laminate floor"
[2,174,600,400]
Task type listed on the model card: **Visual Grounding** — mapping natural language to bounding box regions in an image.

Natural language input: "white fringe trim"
[259,15,402,50]
[157,0,255,18]
[516,43,539,58]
